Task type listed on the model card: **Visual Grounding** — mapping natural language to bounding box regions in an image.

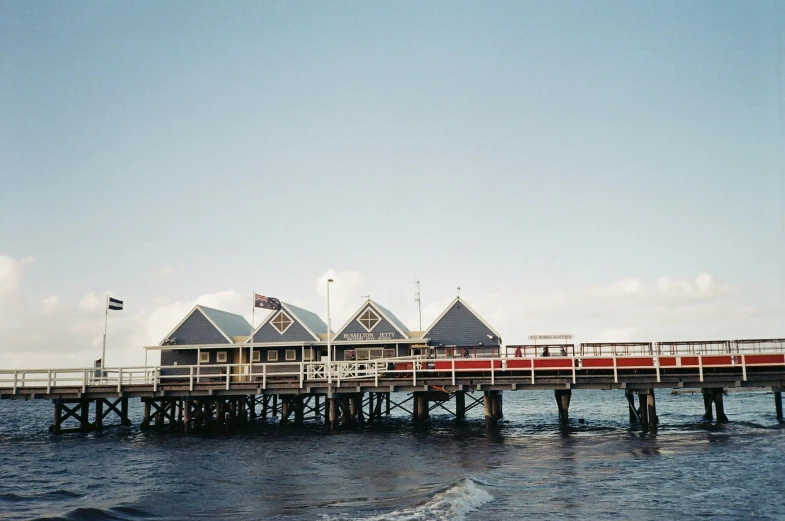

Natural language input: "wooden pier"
[2,340,785,434]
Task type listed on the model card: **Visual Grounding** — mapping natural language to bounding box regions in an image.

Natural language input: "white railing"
[2,350,785,393]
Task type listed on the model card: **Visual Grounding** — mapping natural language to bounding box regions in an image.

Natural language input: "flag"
[254,293,281,310]
[108,297,123,311]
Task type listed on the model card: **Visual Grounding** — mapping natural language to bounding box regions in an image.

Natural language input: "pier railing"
[3,345,785,395]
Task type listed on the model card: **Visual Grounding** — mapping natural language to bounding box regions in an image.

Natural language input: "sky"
[1,2,783,369]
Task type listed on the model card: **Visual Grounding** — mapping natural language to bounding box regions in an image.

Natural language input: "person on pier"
[541,347,550,357]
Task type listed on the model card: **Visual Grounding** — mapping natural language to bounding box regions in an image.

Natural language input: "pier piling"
[555,389,572,427]
[774,387,783,421]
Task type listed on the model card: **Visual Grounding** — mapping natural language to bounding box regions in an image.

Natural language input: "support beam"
[625,390,640,423]
[455,391,466,422]
[774,388,783,422]
[647,389,658,431]
[555,389,571,427]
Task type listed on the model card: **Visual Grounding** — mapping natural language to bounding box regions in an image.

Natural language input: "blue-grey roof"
[371,300,410,334]
[199,306,252,339]
[284,302,331,335]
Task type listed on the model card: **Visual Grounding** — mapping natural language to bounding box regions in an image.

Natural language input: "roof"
[199,306,252,339]
[371,300,410,335]
[422,296,502,341]
[283,302,331,335]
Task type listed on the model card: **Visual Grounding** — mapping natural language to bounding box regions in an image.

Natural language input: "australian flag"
[254,293,281,310]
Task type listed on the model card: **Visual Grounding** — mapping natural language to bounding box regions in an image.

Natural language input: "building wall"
[168,311,230,345]
[428,303,499,348]
[337,310,406,341]
[253,319,315,343]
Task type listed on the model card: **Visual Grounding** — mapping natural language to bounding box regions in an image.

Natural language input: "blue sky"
[1,2,783,368]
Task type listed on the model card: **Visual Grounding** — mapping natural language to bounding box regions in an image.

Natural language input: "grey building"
[422,297,502,358]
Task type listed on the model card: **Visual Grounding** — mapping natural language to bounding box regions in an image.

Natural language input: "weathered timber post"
[702,389,714,421]
[773,387,783,422]
[280,397,290,427]
[294,396,304,427]
[80,398,90,432]
[625,390,639,423]
[647,389,658,430]
[374,393,384,420]
[712,388,729,423]
[413,392,429,424]
[273,394,278,416]
[340,395,352,427]
[183,399,192,433]
[484,391,500,429]
[314,395,321,421]
[216,400,224,427]
[177,399,184,425]
[367,392,374,422]
[249,395,256,419]
[386,392,391,415]
[328,397,339,431]
[355,394,365,425]
[121,397,130,426]
[95,399,104,431]
[638,391,649,429]
[51,399,62,434]
[142,399,151,429]
[261,395,269,419]
[455,391,466,422]
[555,389,572,427]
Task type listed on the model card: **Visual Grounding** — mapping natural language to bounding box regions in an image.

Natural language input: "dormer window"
[357,308,381,332]
[271,311,293,334]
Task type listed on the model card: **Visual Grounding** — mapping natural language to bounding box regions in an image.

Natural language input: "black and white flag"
[108,297,124,311]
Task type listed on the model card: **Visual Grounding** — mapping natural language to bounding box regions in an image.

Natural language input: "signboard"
[342,332,398,341]
[528,334,573,340]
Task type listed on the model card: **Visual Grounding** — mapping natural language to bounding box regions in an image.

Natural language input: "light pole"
[326,278,333,383]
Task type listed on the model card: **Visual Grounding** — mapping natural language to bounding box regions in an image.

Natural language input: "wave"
[323,478,493,521]
[30,505,157,521]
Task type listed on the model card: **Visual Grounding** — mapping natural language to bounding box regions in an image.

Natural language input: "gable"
[426,301,500,347]
[252,309,318,343]
[167,310,231,345]
[336,304,407,342]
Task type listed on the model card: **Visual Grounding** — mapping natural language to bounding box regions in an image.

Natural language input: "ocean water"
[1,389,784,521]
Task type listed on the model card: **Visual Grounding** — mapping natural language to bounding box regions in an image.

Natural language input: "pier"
[2,339,784,434]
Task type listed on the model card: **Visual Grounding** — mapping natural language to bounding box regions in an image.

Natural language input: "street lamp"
[326,278,333,383]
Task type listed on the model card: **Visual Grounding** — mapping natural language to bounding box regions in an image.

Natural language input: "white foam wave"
[322,478,493,521]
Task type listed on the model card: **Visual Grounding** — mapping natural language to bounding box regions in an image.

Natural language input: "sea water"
[1,389,784,521]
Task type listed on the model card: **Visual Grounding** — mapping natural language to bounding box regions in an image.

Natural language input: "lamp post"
[326,278,334,383]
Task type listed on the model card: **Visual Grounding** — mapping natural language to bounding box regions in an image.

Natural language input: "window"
[357,308,381,332]
[303,348,314,361]
[252,350,261,362]
[271,311,294,334]
[199,352,209,363]
[267,350,279,362]
[216,351,228,363]
[285,349,297,361]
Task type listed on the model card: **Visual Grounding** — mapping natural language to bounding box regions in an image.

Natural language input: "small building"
[248,302,330,365]
[330,299,426,360]
[422,296,502,358]
[154,305,252,378]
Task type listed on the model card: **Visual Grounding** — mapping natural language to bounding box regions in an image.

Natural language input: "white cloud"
[0,255,34,296]
[79,292,104,312]
[656,272,737,299]
[41,295,59,314]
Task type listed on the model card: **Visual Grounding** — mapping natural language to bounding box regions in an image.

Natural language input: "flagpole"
[102,294,109,376]
[250,292,255,381]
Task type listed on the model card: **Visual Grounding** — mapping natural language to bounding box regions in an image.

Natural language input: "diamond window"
[357,308,381,332]
[271,311,293,334]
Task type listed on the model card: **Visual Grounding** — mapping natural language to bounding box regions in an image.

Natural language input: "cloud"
[79,292,104,311]
[41,295,59,314]
[656,272,738,299]
[0,255,34,295]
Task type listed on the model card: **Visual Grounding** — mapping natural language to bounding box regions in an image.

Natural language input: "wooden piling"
[142,399,151,429]
[183,399,192,433]
[328,397,339,431]
[95,399,104,431]
[638,392,649,429]
[702,389,714,421]
[625,390,639,423]
[413,392,429,424]
[712,388,729,424]
[555,389,571,427]
[455,391,466,422]
[484,391,501,429]
[51,399,62,434]
[121,397,130,426]
[773,387,783,421]
[647,389,658,430]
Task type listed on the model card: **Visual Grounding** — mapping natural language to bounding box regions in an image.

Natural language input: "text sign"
[528,334,573,340]
[343,332,397,341]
